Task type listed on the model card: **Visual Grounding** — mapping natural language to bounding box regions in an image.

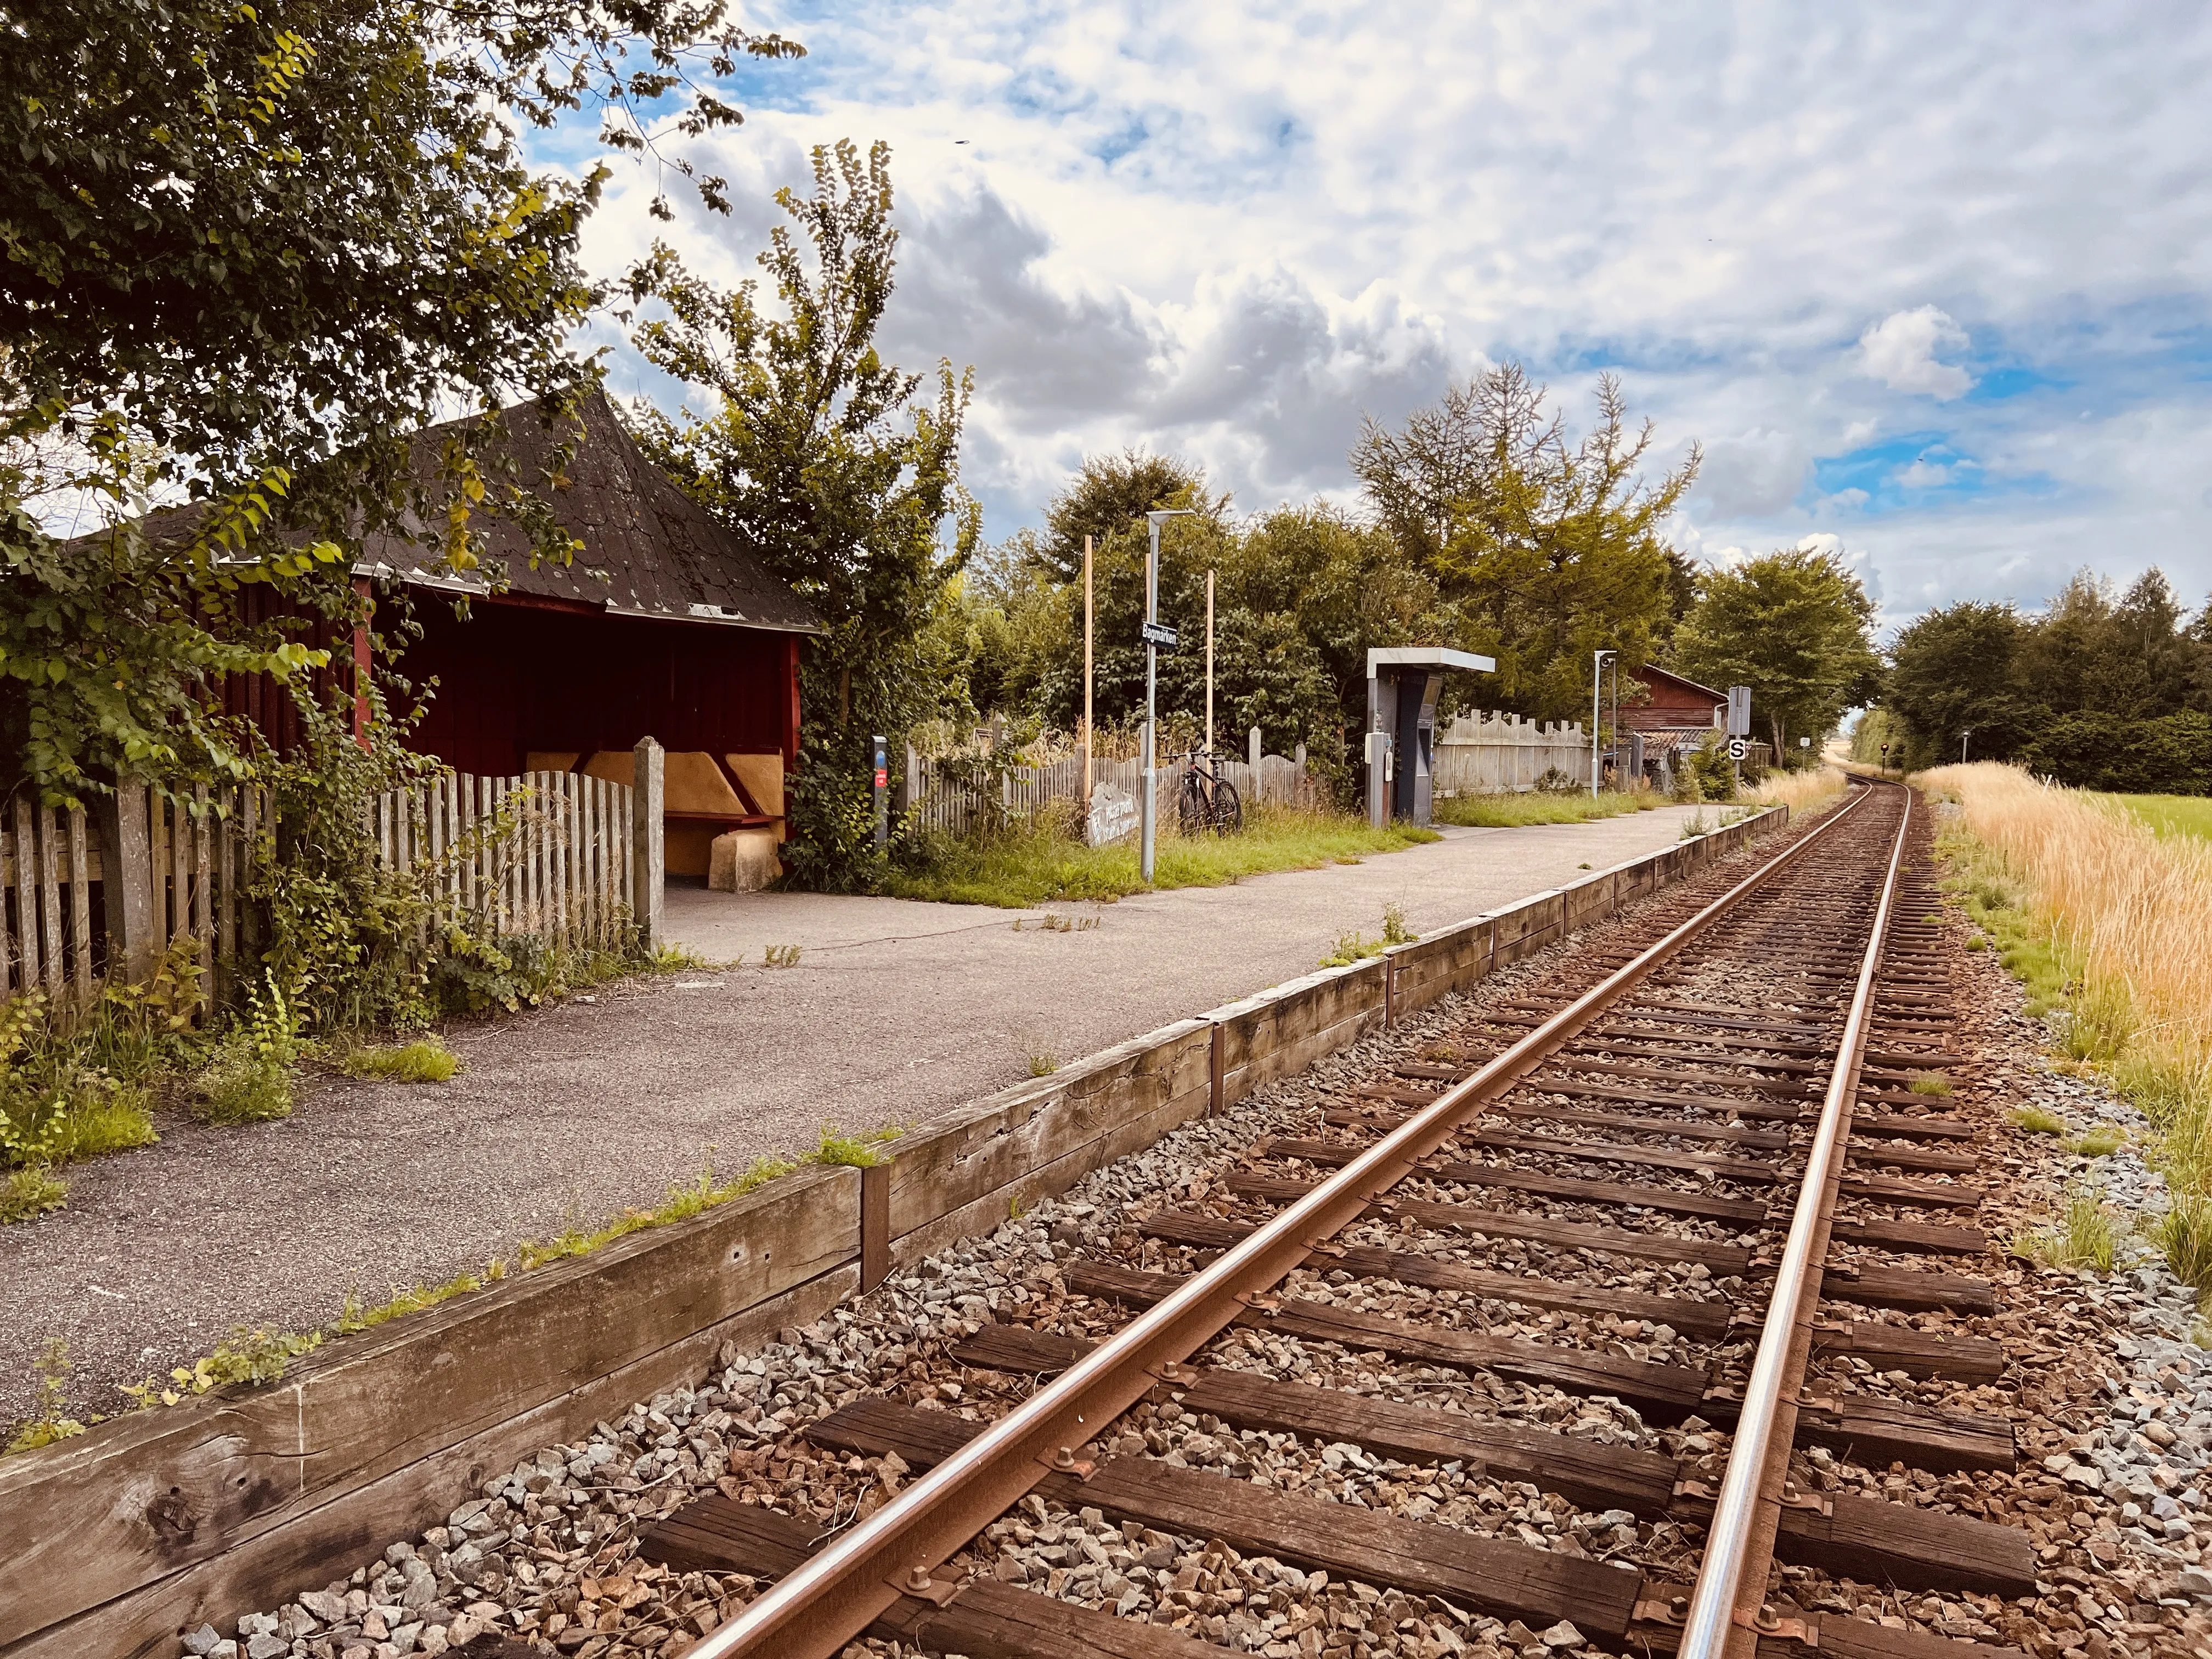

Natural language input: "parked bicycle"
[1173,750,1243,836]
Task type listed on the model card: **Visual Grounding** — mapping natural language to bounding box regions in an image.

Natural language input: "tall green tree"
[2,0,801,804]
[1671,545,1882,763]
[1355,364,1701,720]
[625,140,979,890]
[1883,600,2039,769]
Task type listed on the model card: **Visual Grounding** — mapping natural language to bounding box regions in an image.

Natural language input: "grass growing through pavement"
[885,804,1440,909]
[1431,789,1660,828]
[341,1037,462,1084]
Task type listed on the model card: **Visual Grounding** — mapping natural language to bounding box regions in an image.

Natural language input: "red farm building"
[1619,665,1728,791]
[339,394,818,883]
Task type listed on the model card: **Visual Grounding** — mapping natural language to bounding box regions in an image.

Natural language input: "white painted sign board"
[1087,782,1139,848]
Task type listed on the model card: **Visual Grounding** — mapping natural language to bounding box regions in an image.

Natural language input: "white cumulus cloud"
[1857,307,1976,400]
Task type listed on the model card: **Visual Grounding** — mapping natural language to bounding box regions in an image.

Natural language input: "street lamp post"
[1961,728,1972,764]
[1591,649,1616,798]
[1142,509,1195,882]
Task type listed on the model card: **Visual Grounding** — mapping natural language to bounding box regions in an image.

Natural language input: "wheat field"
[1920,761,2212,1192]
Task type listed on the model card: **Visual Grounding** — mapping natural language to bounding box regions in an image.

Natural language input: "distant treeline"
[1864,571,2212,792]
[951,365,1877,798]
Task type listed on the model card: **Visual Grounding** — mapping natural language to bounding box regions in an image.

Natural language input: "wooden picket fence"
[2,798,99,1006]
[902,743,1319,839]
[2,740,670,1014]
[3,787,261,1011]
[1434,710,1592,794]
[371,770,638,950]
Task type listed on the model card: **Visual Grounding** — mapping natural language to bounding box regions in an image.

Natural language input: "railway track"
[620,777,2035,1659]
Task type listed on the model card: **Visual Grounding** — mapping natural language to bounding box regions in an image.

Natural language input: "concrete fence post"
[1248,726,1261,774]
[92,778,157,985]
[631,736,664,954]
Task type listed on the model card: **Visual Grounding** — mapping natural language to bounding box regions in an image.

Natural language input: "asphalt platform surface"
[0,804,1716,1418]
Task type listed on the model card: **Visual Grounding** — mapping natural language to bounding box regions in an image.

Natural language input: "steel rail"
[696,782,1881,1659]
[1675,780,1913,1659]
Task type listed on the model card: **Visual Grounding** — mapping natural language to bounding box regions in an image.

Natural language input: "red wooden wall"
[393,594,800,776]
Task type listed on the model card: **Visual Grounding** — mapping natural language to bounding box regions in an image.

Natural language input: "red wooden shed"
[358,394,820,879]
[1622,665,1728,734]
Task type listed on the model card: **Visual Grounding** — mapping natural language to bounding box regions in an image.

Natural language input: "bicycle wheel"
[1209,778,1243,834]
[1177,772,1205,836]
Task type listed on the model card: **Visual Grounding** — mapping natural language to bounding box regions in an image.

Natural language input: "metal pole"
[1961,728,1970,764]
[1142,517,1159,883]
[1205,568,1215,758]
[1675,786,1910,1659]
[1590,650,1613,797]
[1083,534,1094,811]
[1610,657,1620,788]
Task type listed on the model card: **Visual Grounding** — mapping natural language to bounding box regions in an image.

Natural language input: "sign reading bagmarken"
[1140,620,1179,650]
[1087,782,1139,848]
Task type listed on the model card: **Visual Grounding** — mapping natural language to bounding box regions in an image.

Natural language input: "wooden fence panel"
[365,768,639,951]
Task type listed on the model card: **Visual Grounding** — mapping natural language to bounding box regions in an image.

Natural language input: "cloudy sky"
[573,2,2212,628]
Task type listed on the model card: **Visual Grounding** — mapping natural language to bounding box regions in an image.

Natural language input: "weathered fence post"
[1248,725,1261,772]
[92,780,158,986]
[631,736,665,954]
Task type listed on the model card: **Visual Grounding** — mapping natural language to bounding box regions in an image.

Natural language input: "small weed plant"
[2071,1125,2126,1159]
[2016,1188,2119,1273]
[120,1327,324,1409]
[2007,1104,2066,1135]
[2158,1197,2212,1294]
[762,944,803,968]
[1028,1051,1059,1077]
[191,969,303,1124]
[4,1339,88,1454]
[342,1037,461,1084]
[1908,1071,1953,1097]
[1678,810,1712,841]
[1,1166,67,1223]
[1381,902,1416,946]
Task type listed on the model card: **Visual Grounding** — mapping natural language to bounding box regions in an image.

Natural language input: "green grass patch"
[2100,792,2212,844]
[1027,1052,1059,1077]
[813,1124,899,1168]
[1908,1071,1953,1097]
[2071,1125,2126,1158]
[1430,790,1659,828]
[2015,1188,2119,1272]
[2159,1196,2212,1293]
[342,1038,461,1084]
[52,1081,158,1161]
[885,805,1440,909]
[190,1038,295,1124]
[2007,1104,2066,1135]
[1937,831,2078,1017]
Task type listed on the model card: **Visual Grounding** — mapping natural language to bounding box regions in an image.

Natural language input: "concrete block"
[709,828,781,892]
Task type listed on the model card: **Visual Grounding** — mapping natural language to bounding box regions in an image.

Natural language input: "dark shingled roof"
[356,392,819,635]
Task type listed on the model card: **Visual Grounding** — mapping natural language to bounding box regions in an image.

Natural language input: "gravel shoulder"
[0,806,1709,1421]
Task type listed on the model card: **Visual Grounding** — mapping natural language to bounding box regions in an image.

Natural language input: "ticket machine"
[1364,647,1496,827]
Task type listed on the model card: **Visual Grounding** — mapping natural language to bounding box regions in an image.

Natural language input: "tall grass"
[1745,765,1849,817]
[1922,762,2212,1251]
